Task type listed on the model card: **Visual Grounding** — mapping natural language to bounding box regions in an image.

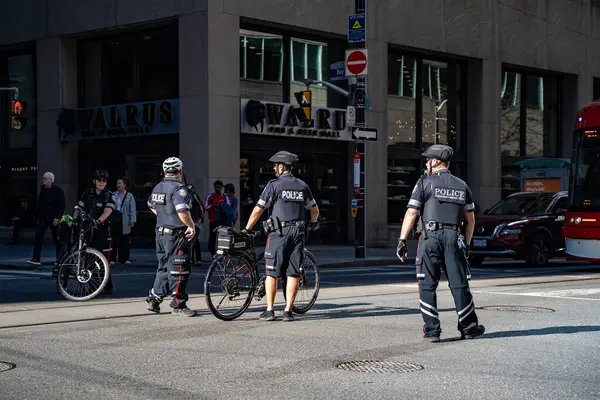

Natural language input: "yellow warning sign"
[352,20,362,29]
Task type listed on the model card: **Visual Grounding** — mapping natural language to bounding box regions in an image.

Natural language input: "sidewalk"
[0,241,415,270]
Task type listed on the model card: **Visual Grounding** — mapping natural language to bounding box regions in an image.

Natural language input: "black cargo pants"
[415,229,479,336]
[148,229,191,309]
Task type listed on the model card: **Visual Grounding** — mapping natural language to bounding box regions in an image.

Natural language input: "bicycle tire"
[282,250,320,314]
[56,247,110,302]
[204,254,259,321]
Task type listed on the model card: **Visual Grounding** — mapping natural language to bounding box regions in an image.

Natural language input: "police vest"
[421,172,468,225]
[270,174,309,222]
[151,178,188,229]
[81,189,112,221]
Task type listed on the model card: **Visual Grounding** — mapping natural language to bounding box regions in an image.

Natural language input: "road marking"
[0,270,51,277]
[472,290,600,301]
[519,288,600,297]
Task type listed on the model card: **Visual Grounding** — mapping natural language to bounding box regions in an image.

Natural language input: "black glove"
[93,219,102,228]
[465,244,471,259]
[308,221,320,231]
[396,239,408,260]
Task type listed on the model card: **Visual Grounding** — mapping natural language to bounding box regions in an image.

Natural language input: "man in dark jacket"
[27,172,65,266]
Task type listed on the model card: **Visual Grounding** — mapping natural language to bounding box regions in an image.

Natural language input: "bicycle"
[204,225,320,321]
[54,206,111,301]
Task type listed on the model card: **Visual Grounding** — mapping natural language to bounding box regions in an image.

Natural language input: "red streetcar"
[562,101,600,262]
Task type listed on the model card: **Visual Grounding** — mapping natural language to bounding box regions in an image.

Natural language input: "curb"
[0,258,414,272]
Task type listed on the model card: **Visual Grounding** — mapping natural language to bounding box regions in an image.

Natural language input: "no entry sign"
[345,49,368,76]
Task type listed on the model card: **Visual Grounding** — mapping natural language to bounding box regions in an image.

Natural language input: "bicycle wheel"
[282,250,320,314]
[204,254,259,321]
[56,247,110,301]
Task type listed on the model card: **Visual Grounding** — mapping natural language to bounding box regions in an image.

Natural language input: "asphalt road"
[1,262,600,399]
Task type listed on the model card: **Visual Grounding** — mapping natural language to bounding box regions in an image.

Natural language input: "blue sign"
[66,99,179,141]
[351,199,357,208]
[348,13,366,43]
[329,61,346,82]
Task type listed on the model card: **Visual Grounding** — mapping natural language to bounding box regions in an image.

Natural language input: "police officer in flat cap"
[396,144,485,342]
[146,157,197,317]
[243,150,320,322]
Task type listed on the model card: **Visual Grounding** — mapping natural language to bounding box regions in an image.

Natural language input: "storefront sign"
[61,99,179,141]
[524,178,562,193]
[241,99,351,141]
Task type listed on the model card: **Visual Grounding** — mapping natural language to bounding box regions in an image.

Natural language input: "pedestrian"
[187,182,205,265]
[111,177,136,264]
[145,157,196,317]
[7,197,29,246]
[27,172,65,266]
[224,183,239,226]
[396,144,485,342]
[243,150,320,322]
[75,169,115,294]
[205,180,230,256]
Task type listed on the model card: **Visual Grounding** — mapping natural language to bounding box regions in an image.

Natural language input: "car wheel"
[468,255,485,266]
[525,233,551,267]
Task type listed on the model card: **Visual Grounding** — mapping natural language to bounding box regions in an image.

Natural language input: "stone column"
[179,6,241,240]
[36,38,79,210]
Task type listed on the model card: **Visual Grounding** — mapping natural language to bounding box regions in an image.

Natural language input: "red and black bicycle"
[204,226,320,321]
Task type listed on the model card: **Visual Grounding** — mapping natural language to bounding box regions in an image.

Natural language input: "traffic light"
[9,100,27,130]
[293,90,312,121]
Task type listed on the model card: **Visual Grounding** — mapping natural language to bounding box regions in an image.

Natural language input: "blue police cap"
[421,144,454,162]
[269,150,299,166]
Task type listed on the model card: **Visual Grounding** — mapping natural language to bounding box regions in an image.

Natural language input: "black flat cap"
[269,150,299,166]
[421,144,454,162]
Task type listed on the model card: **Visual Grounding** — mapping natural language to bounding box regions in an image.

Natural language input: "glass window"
[137,28,178,101]
[501,71,521,157]
[594,77,600,100]
[8,54,36,149]
[290,39,327,82]
[387,54,417,147]
[102,38,135,105]
[525,75,545,157]
[292,41,306,81]
[239,30,284,82]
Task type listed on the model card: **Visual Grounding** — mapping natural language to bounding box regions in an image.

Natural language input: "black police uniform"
[146,177,194,309]
[257,172,317,278]
[407,147,480,338]
[77,188,115,289]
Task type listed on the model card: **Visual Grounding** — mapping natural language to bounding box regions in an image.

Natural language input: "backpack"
[218,201,235,227]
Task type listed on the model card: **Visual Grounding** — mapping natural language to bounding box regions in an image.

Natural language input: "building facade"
[1,0,599,245]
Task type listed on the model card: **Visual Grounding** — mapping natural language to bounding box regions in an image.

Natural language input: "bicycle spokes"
[206,256,255,315]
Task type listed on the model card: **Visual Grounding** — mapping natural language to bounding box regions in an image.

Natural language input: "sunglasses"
[96,178,107,183]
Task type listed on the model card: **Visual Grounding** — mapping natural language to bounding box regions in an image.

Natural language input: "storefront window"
[387,49,466,223]
[7,54,36,149]
[500,68,562,198]
[290,38,328,108]
[79,24,178,107]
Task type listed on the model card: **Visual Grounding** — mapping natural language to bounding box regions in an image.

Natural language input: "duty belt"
[280,220,305,227]
[425,221,459,231]
[157,226,185,235]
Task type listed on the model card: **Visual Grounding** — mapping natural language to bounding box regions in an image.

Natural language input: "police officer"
[146,157,196,317]
[74,169,116,294]
[396,144,485,342]
[244,150,319,322]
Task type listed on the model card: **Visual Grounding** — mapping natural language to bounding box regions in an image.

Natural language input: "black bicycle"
[204,226,320,321]
[54,206,111,301]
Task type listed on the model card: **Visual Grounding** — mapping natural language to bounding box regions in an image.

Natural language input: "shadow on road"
[480,325,600,339]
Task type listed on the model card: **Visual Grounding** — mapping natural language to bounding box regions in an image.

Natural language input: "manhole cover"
[0,362,16,372]
[480,305,554,313]
[336,360,424,374]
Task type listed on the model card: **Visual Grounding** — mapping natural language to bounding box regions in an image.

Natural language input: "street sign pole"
[350,0,367,258]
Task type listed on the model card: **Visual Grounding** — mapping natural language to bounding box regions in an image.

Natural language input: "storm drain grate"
[0,362,16,373]
[336,360,424,374]
[480,305,554,313]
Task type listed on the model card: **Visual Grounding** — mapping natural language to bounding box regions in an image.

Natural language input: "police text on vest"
[434,188,465,200]
[282,190,304,201]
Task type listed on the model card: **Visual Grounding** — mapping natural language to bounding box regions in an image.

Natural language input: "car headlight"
[499,228,521,236]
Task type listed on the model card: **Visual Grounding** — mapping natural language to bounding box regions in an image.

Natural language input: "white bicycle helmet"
[162,157,183,173]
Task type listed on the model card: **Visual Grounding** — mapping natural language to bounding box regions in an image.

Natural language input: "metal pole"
[0,87,19,99]
[352,0,367,258]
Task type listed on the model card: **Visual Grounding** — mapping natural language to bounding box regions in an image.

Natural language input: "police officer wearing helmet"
[74,169,116,294]
[397,144,485,342]
[244,150,319,322]
[146,157,197,317]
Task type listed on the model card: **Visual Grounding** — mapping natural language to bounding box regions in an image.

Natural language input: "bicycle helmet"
[93,169,109,180]
[163,157,183,173]
[268,150,298,166]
